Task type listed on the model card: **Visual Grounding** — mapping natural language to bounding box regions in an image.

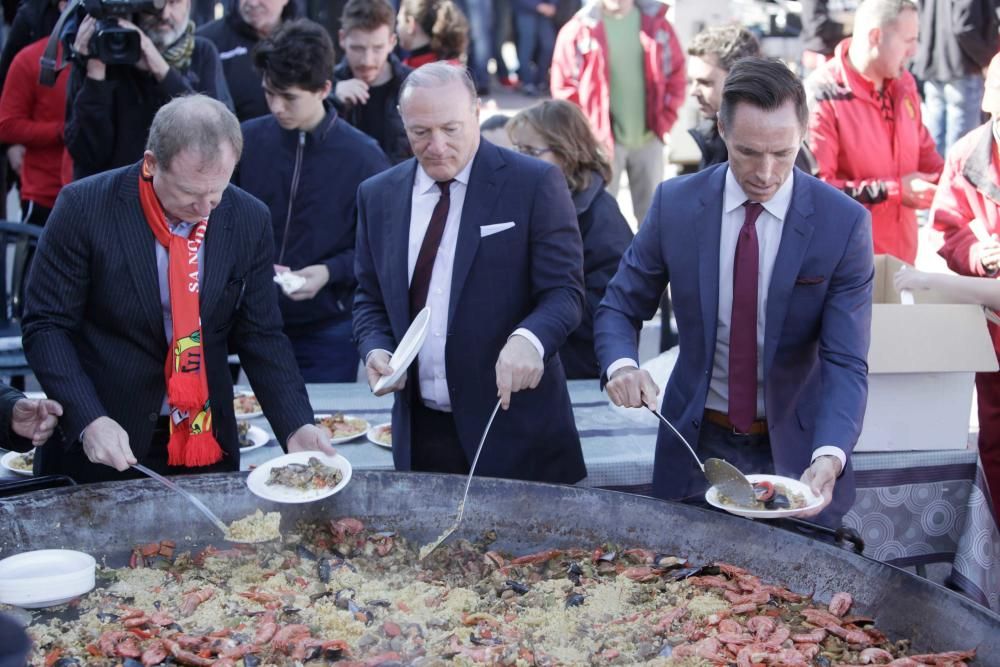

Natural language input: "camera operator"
[65,0,233,180]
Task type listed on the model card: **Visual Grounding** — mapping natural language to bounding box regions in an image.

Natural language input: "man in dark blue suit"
[353,62,586,483]
[595,58,874,526]
[23,95,335,483]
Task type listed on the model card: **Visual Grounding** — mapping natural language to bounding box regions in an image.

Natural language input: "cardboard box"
[856,256,999,451]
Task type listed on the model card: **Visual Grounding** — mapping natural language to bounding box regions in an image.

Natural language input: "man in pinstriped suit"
[22,95,333,483]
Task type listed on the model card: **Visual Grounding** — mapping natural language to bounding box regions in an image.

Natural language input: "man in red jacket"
[550,0,684,225]
[806,0,943,264]
[931,53,1000,514]
[0,35,70,226]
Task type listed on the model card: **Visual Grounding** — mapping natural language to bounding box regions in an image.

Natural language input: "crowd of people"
[0,0,998,539]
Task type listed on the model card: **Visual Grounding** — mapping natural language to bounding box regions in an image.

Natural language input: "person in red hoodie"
[905,53,1000,517]
[0,35,70,226]
[550,0,684,225]
[806,0,943,264]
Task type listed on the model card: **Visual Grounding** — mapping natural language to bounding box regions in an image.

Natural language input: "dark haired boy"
[236,18,390,382]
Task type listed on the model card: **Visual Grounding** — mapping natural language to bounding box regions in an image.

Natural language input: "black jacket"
[332,54,412,164]
[689,119,819,176]
[560,174,633,380]
[235,104,390,331]
[0,0,61,93]
[911,0,999,82]
[197,0,300,121]
[64,37,233,180]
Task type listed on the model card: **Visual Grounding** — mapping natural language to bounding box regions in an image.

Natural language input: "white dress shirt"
[608,168,845,470]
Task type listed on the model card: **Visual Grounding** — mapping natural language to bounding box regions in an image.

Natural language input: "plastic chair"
[0,221,43,389]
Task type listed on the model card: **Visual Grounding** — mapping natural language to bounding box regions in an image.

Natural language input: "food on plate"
[720,480,808,511]
[16,518,974,665]
[372,424,391,446]
[267,456,343,491]
[315,413,367,439]
[233,393,261,416]
[225,509,281,543]
[7,449,33,472]
[237,421,253,448]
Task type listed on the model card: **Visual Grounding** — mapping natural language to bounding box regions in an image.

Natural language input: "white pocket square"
[480,221,516,237]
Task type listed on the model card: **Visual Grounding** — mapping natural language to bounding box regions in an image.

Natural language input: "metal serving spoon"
[419,398,503,560]
[131,464,273,544]
[645,407,757,507]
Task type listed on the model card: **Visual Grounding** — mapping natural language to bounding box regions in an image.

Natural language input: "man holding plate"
[354,62,587,483]
[23,95,334,483]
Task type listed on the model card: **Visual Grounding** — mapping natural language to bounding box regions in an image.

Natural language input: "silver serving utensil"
[419,398,503,560]
[131,463,270,543]
[645,407,757,507]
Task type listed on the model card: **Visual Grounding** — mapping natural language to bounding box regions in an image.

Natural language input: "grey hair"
[854,0,918,33]
[399,62,477,108]
[146,94,243,171]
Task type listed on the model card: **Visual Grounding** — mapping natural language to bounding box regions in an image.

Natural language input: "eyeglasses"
[514,144,553,158]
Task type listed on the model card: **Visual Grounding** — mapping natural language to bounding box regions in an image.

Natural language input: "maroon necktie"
[729,201,764,433]
[409,179,454,317]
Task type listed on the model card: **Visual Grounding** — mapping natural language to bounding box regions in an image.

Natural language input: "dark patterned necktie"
[729,201,764,432]
[409,179,454,317]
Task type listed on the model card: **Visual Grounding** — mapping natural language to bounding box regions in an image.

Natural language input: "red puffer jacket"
[550,0,685,159]
[933,121,1000,277]
[806,39,943,263]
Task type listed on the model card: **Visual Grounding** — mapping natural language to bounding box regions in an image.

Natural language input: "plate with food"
[233,392,263,419]
[367,422,392,449]
[705,474,822,519]
[237,422,270,452]
[315,413,369,444]
[245,451,352,503]
[1,450,34,476]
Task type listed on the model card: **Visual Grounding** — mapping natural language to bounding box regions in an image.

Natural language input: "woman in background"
[508,99,634,379]
[397,0,470,67]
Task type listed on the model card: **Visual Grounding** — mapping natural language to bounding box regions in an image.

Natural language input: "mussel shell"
[53,659,82,667]
[597,551,617,562]
[653,555,687,570]
[122,660,144,667]
[296,544,319,561]
[505,580,530,595]
[243,654,262,667]
[334,588,356,610]
[565,593,586,608]
[95,612,120,623]
[657,644,673,658]
[765,494,792,510]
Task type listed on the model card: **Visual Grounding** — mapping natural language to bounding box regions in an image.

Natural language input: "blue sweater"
[236,105,390,331]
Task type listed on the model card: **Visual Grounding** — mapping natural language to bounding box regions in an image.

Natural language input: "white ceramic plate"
[0,549,96,608]
[706,474,823,519]
[246,451,352,504]
[314,414,370,445]
[1,450,33,477]
[374,307,431,393]
[238,425,271,452]
[233,392,263,419]
[367,422,392,449]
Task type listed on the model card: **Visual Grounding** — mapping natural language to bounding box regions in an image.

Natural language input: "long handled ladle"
[418,398,503,560]
[131,463,272,543]
[645,407,757,507]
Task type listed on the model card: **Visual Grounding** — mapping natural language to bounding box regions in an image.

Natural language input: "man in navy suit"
[353,62,586,483]
[23,95,334,483]
[595,58,873,525]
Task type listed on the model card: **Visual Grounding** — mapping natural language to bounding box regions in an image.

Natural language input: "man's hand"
[11,398,63,446]
[287,424,338,456]
[335,79,370,106]
[495,335,543,410]
[286,265,330,301]
[605,367,660,411]
[974,235,1000,274]
[116,18,170,81]
[795,455,843,518]
[537,2,557,16]
[81,416,137,471]
[73,16,107,80]
[6,145,25,176]
[901,172,938,209]
[365,349,405,396]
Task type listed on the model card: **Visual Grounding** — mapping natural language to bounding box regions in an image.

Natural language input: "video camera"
[82,0,165,65]
[38,0,164,85]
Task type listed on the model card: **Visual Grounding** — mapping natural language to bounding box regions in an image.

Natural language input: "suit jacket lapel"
[117,163,164,342]
[697,167,726,370]
[387,161,417,337]
[200,195,234,318]
[763,170,815,376]
[448,142,505,328]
